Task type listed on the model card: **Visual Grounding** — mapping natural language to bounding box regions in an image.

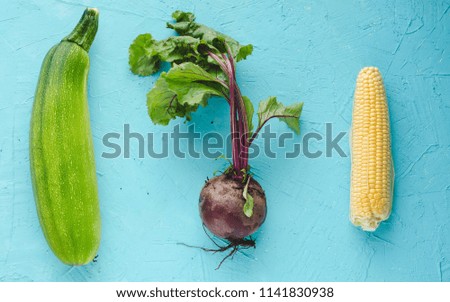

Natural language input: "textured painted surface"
[0,0,449,281]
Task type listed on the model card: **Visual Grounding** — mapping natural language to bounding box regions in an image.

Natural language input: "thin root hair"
[177,225,256,270]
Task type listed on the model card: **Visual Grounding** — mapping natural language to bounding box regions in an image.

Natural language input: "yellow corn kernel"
[350,67,394,231]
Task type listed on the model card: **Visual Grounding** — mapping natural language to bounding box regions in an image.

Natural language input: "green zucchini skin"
[30,8,100,266]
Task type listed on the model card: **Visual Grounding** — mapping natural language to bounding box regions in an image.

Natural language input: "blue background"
[1,0,449,281]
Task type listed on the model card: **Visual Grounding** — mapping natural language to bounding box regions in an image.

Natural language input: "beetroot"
[200,174,266,240]
[129,12,303,267]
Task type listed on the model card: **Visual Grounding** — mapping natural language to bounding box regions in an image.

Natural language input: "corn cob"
[350,67,394,231]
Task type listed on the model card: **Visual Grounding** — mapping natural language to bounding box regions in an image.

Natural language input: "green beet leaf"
[155,36,203,63]
[242,95,254,133]
[257,97,303,134]
[129,33,161,76]
[242,178,254,218]
[147,63,228,125]
[147,74,196,125]
[164,62,226,106]
[167,11,253,61]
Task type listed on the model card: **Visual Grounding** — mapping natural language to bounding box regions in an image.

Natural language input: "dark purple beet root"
[199,174,267,240]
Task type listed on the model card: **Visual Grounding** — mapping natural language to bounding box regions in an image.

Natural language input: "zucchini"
[30,8,101,265]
